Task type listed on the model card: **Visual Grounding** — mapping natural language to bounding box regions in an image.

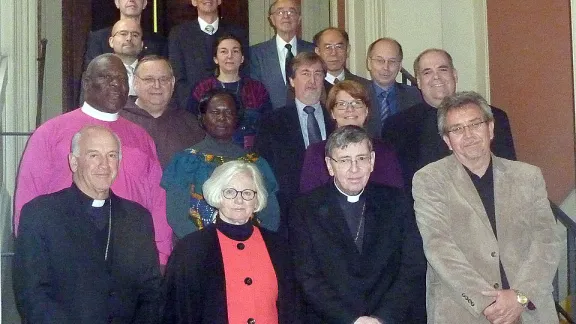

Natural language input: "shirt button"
[247,318,256,324]
[244,277,253,285]
[491,251,497,257]
[493,283,500,289]
[237,243,245,250]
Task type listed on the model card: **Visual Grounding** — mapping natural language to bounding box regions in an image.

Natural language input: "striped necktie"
[285,43,294,85]
[379,90,390,125]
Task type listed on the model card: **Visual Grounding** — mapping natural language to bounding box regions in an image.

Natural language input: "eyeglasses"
[322,43,346,52]
[135,75,172,86]
[369,57,401,67]
[222,188,257,201]
[334,99,366,111]
[328,155,372,169]
[112,30,142,39]
[272,9,299,17]
[447,120,488,136]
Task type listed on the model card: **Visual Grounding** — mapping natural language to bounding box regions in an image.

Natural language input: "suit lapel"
[282,103,306,151]
[264,38,286,88]
[321,186,362,254]
[492,156,511,237]
[449,156,495,235]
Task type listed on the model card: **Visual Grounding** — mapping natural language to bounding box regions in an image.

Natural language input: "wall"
[487,0,575,204]
[41,0,63,121]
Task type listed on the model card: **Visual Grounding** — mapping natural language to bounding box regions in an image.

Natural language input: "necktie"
[333,78,340,84]
[205,25,215,35]
[379,90,390,125]
[285,43,294,85]
[303,106,322,146]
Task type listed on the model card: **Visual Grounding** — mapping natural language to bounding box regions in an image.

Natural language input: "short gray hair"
[437,91,494,135]
[71,125,122,159]
[325,125,373,157]
[202,161,268,213]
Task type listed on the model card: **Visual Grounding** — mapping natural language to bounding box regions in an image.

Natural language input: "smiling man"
[313,27,369,95]
[382,48,516,192]
[289,125,426,324]
[120,55,204,167]
[14,126,162,323]
[14,54,173,266]
[413,91,561,324]
[255,52,334,229]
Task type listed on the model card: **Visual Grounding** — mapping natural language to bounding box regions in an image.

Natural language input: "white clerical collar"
[81,102,119,122]
[198,17,219,34]
[334,180,364,203]
[325,70,345,84]
[92,199,105,207]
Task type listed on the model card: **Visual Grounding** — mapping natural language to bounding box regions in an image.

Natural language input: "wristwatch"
[514,290,529,307]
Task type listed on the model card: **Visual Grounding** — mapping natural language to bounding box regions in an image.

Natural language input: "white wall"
[40,0,63,122]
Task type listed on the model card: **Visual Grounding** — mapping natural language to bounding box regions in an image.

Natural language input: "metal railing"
[552,202,576,323]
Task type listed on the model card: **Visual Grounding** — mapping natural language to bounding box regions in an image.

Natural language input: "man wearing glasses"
[109,19,144,96]
[120,55,204,168]
[289,125,426,324]
[313,27,369,94]
[413,91,561,324]
[249,0,315,109]
[365,37,422,138]
[382,48,515,192]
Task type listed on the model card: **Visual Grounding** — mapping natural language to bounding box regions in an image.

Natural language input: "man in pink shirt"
[14,53,172,265]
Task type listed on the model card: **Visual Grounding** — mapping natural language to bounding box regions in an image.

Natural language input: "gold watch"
[514,290,529,307]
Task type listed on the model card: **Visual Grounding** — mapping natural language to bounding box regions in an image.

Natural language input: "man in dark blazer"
[255,52,334,232]
[13,125,161,323]
[84,0,166,69]
[169,0,249,108]
[249,0,315,109]
[365,38,422,138]
[313,27,369,95]
[382,48,516,191]
[289,125,426,323]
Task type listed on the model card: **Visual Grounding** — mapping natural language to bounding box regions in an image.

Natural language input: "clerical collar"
[72,183,110,208]
[81,102,119,122]
[334,180,364,203]
[92,199,105,207]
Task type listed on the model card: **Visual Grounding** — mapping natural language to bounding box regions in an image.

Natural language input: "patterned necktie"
[285,43,294,85]
[334,78,340,84]
[204,25,215,35]
[303,106,322,146]
[379,90,390,125]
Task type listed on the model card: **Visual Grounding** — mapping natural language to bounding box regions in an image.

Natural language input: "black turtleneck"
[215,216,255,241]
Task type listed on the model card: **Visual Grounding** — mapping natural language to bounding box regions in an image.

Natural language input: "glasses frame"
[334,99,366,111]
[222,188,257,201]
[446,120,488,136]
[272,9,299,17]
[328,155,372,169]
[135,75,173,87]
[112,30,142,39]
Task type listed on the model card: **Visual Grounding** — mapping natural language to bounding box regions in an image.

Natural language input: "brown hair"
[325,80,371,115]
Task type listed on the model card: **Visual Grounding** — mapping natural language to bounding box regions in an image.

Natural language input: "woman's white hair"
[202,160,268,213]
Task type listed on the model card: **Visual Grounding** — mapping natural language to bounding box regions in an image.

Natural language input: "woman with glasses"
[163,160,302,324]
[188,34,272,150]
[162,89,279,239]
[299,80,404,193]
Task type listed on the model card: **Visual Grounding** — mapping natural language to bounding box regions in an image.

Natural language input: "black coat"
[382,101,516,194]
[254,102,335,232]
[289,183,426,324]
[162,225,302,323]
[13,185,161,324]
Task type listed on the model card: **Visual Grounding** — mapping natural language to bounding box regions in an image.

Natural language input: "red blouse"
[217,227,279,324]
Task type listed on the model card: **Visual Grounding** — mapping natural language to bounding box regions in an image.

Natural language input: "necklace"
[105,199,112,261]
[354,203,366,244]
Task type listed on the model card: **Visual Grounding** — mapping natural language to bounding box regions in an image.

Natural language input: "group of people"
[11,0,563,323]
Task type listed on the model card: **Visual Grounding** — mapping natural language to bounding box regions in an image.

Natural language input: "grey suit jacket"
[365,82,422,139]
[413,155,561,324]
[249,37,315,109]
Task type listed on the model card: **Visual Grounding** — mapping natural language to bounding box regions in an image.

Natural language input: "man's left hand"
[481,289,524,324]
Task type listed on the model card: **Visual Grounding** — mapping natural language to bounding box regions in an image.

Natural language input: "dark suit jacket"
[249,37,315,109]
[168,20,248,108]
[13,185,161,324]
[254,102,335,231]
[382,101,517,194]
[162,225,302,323]
[365,82,422,139]
[84,26,167,68]
[323,69,369,95]
[289,183,426,323]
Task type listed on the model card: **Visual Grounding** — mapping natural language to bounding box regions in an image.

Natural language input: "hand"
[354,316,383,324]
[481,289,524,324]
